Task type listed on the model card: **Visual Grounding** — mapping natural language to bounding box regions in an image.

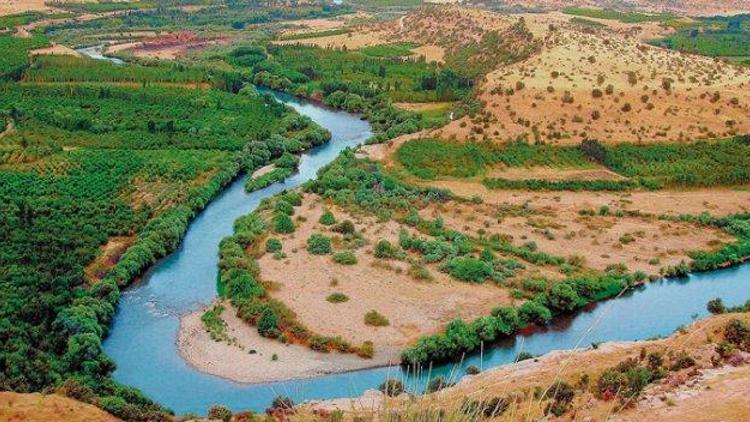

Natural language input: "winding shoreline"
[176,302,401,384]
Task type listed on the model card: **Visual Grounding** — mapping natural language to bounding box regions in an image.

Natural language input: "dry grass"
[0,392,117,422]
[300,313,750,421]
[0,0,51,16]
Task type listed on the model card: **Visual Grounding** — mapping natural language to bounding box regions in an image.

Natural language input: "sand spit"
[177,303,400,384]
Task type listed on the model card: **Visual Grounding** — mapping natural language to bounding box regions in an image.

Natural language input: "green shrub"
[357,341,374,359]
[333,251,357,265]
[319,210,336,225]
[518,300,552,325]
[707,297,726,314]
[272,212,295,234]
[307,233,332,255]
[725,319,750,350]
[332,219,355,234]
[326,292,349,303]
[364,310,390,327]
[266,238,283,253]
[442,257,494,283]
[207,405,233,422]
[374,239,396,258]
[257,308,280,338]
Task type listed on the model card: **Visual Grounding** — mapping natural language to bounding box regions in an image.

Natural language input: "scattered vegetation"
[364,310,390,327]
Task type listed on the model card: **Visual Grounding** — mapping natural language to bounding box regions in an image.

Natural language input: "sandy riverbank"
[177,302,401,384]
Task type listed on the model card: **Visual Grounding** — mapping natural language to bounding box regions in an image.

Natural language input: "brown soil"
[420,195,733,275]
[84,236,134,283]
[0,392,118,422]
[256,194,515,350]
[486,165,626,181]
[29,44,81,57]
[274,28,389,50]
[418,180,750,217]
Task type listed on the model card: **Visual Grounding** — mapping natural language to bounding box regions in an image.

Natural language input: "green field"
[562,7,675,23]
[279,28,351,41]
[650,14,750,57]
[396,137,750,189]
[0,35,48,80]
[0,43,323,419]
[396,139,591,180]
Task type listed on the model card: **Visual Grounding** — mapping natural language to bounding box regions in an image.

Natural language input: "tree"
[707,297,726,314]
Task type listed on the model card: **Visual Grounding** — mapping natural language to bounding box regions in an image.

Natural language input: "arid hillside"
[302,312,750,421]
[0,392,118,422]
[495,0,750,16]
[431,11,750,144]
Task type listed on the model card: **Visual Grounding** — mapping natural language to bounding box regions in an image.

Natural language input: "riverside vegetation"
[0,31,333,420]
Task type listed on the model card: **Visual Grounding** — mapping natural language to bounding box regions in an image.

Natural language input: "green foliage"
[364,310,390,327]
[724,319,750,351]
[0,83,282,151]
[442,257,494,282]
[246,167,294,192]
[483,178,639,191]
[360,42,420,58]
[307,233,332,255]
[397,138,591,180]
[279,28,351,41]
[401,273,635,366]
[0,12,44,29]
[563,7,675,23]
[201,304,229,342]
[257,308,281,338]
[265,238,283,253]
[319,210,336,225]
[272,212,295,234]
[597,357,657,403]
[326,292,349,303]
[207,405,233,422]
[0,34,311,416]
[583,138,750,188]
[0,35,48,80]
[374,239,396,258]
[25,55,211,84]
[332,250,357,265]
[650,15,750,57]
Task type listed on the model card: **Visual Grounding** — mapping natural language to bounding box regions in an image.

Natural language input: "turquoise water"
[103,91,750,416]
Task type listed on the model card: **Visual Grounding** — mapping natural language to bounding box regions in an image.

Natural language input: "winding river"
[84,50,750,415]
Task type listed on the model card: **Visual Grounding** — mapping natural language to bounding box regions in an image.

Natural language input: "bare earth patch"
[487,165,626,181]
[257,195,513,350]
[30,44,81,57]
[84,236,135,283]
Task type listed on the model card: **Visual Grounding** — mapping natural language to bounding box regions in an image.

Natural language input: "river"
[82,49,750,415]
